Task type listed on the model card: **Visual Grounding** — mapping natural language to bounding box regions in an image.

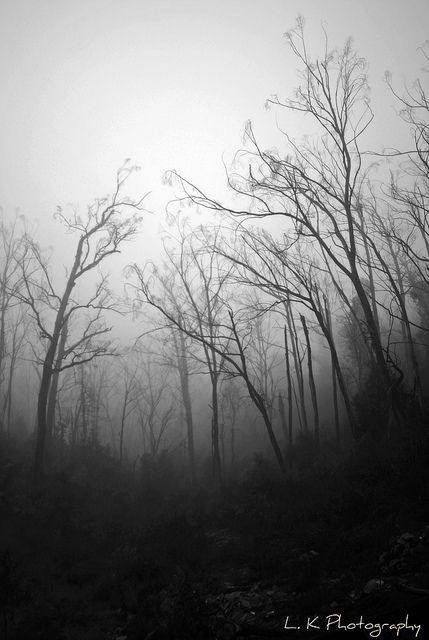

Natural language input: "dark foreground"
[1,435,429,640]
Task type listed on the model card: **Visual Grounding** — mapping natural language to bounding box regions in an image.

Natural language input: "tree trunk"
[230,400,236,469]
[228,310,285,473]
[34,345,57,484]
[331,354,340,448]
[278,393,292,469]
[34,237,84,484]
[323,296,340,448]
[2,322,21,437]
[257,393,285,472]
[80,367,88,444]
[119,392,128,466]
[358,208,381,337]
[283,325,294,465]
[313,296,357,438]
[351,269,390,387]
[211,372,222,482]
[385,233,423,402]
[285,300,308,433]
[4,356,14,437]
[46,320,68,440]
[177,330,196,484]
[300,315,320,446]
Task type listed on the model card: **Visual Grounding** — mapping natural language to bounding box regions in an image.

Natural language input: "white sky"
[1,0,428,258]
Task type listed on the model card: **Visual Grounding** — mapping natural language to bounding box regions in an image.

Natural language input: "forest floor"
[1,434,429,640]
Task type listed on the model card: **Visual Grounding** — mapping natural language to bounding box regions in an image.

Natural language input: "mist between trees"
[1,18,429,487]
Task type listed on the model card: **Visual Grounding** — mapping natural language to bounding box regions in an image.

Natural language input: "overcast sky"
[1,0,428,257]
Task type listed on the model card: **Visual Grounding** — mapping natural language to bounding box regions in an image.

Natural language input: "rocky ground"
[111,525,429,640]
[1,438,429,639]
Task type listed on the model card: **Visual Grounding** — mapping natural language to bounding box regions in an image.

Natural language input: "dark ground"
[1,432,429,640]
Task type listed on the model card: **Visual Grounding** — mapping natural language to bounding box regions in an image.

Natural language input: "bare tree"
[0,213,26,434]
[387,43,429,278]
[213,227,357,438]
[165,19,394,415]
[362,203,423,402]
[249,307,281,424]
[135,357,175,459]
[170,326,196,483]
[220,380,240,471]
[132,220,230,482]
[1,306,27,436]
[18,163,145,482]
[46,319,68,440]
[132,253,287,472]
[134,320,197,482]
[282,324,294,460]
[118,359,139,466]
[324,293,341,448]
[300,314,319,446]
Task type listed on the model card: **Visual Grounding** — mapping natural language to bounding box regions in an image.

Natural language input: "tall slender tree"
[18,164,144,482]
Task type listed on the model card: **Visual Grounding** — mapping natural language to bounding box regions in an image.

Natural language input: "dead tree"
[135,357,175,459]
[166,19,393,410]
[300,314,320,446]
[212,227,357,438]
[132,221,230,482]
[118,361,138,466]
[283,325,294,460]
[170,325,196,483]
[18,163,144,482]
[133,253,287,472]
[284,296,308,434]
[46,319,68,439]
[0,214,25,433]
[136,321,197,483]
[324,294,341,448]
[387,44,429,279]
[1,306,27,436]
[220,380,240,471]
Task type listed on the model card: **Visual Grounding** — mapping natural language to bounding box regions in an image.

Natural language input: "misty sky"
[1,0,428,256]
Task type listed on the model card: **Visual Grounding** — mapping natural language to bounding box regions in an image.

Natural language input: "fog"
[1,2,429,638]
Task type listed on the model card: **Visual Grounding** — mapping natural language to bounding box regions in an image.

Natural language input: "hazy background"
[1,0,428,259]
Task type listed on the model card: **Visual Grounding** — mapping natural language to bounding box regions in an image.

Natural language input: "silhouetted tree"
[387,43,429,280]
[136,358,175,459]
[18,163,144,483]
[0,214,26,434]
[133,248,287,472]
[213,228,357,437]
[166,18,394,419]
[117,359,139,465]
[132,221,230,482]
